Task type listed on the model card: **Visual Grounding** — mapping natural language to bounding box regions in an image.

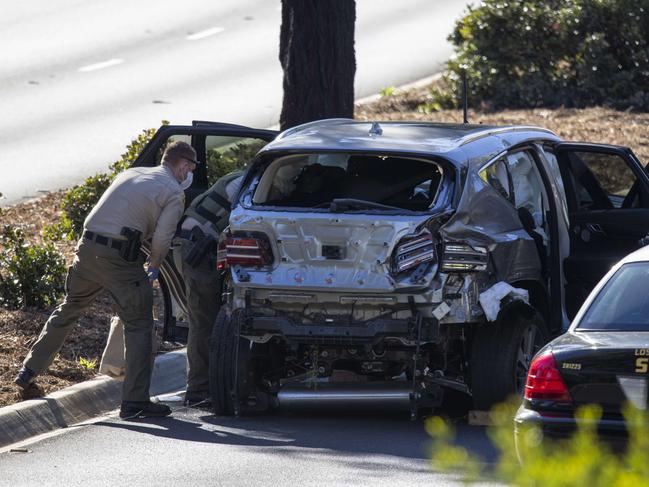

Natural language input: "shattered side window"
[479,159,512,202]
[252,153,444,211]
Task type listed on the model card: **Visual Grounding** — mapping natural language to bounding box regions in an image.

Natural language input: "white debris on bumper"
[479,282,529,322]
[432,301,451,320]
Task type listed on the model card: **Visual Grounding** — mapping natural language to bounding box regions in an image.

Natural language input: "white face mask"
[180,171,193,190]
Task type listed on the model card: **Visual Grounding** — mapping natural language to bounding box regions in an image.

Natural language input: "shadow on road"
[93,405,498,466]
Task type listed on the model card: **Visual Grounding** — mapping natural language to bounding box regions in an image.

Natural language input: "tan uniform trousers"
[179,238,222,393]
[23,238,154,402]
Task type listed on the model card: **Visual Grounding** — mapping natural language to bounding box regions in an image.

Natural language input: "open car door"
[132,121,278,340]
[133,121,278,201]
[554,142,649,317]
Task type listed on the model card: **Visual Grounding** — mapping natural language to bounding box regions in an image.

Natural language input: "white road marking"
[78,58,124,73]
[186,27,224,41]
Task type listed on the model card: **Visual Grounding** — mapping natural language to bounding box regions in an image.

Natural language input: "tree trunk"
[279,0,356,131]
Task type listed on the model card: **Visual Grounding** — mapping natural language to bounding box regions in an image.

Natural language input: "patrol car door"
[553,142,649,317]
[132,121,278,203]
[130,121,277,339]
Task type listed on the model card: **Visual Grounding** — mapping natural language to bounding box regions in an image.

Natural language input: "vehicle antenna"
[462,69,469,124]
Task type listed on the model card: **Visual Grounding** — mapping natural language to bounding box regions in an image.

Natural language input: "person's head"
[162,141,198,184]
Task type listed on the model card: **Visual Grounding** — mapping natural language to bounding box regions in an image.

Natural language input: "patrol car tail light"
[441,242,488,272]
[392,231,436,274]
[524,351,572,402]
[220,235,274,269]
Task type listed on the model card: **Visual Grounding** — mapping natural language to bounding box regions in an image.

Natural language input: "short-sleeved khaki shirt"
[84,165,185,267]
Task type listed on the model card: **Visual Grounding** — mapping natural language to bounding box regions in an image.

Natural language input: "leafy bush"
[432,0,649,111]
[0,226,66,309]
[206,139,267,186]
[44,126,162,239]
[57,173,113,237]
[427,399,649,485]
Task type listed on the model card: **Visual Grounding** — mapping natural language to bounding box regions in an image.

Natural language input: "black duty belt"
[83,230,125,250]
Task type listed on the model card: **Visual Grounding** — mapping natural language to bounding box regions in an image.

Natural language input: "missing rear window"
[252,153,443,211]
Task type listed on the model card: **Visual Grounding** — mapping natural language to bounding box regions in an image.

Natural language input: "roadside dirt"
[1,79,647,407]
[0,191,114,406]
[356,83,649,163]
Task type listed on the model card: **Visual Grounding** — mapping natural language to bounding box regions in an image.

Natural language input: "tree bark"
[279,0,356,131]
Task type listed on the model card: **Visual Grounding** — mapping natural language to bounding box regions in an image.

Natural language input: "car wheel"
[208,308,253,415]
[470,311,548,410]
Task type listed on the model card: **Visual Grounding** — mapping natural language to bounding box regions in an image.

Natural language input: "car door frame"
[477,142,565,334]
[131,121,278,339]
[133,121,277,186]
[553,141,649,318]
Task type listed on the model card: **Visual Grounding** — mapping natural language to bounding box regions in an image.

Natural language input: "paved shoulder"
[0,349,187,449]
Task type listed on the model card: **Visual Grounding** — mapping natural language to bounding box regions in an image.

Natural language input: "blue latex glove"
[147,266,160,281]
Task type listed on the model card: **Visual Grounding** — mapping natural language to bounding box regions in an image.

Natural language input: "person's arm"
[148,191,184,270]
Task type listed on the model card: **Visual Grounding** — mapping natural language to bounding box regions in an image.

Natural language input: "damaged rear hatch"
[224,151,456,294]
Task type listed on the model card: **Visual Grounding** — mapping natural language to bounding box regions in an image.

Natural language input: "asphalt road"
[0,393,502,487]
[0,0,472,206]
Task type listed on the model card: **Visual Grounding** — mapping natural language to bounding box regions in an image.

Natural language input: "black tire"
[470,310,548,410]
[208,308,252,415]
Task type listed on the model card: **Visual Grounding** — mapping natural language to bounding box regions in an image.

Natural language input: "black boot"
[119,401,172,419]
[14,367,35,390]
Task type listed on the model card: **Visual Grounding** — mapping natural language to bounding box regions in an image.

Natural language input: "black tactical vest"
[184,170,243,234]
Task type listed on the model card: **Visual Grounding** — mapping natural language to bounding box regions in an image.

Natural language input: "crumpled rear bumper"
[241,314,437,345]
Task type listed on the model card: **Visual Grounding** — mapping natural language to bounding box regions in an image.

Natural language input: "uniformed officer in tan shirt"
[15,141,198,419]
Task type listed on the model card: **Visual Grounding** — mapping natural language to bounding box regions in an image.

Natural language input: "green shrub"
[433,0,649,111]
[58,173,113,237]
[206,139,267,186]
[108,126,159,176]
[427,399,649,485]
[41,217,75,242]
[0,226,66,309]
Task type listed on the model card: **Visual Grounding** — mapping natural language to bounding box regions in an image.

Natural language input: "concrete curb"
[0,349,187,449]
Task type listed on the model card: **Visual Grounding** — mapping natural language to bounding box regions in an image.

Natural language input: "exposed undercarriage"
[218,300,477,418]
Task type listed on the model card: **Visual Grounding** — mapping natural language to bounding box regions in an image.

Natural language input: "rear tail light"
[524,351,572,402]
[441,242,488,272]
[216,234,274,270]
[216,238,228,270]
[392,231,436,273]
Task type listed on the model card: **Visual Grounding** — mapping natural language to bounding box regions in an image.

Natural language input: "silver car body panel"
[230,120,565,327]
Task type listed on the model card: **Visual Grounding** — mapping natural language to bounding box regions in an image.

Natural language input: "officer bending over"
[15,141,199,419]
[179,170,243,405]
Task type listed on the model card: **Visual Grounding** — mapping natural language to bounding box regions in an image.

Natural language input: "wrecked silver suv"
[134,119,649,417]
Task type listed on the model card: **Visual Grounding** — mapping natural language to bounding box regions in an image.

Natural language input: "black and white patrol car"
[515,245,649,448]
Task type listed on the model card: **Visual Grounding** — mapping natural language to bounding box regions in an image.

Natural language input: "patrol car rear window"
[577,262,649,331]
[252,153,443,211]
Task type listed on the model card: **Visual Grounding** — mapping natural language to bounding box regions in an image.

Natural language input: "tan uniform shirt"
[84,165,185,268]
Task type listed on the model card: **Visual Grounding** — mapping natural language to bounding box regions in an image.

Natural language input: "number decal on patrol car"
[635,358,649,373]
